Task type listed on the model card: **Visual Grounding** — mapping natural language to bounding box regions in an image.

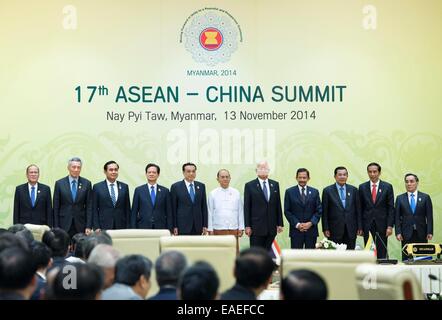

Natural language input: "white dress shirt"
[147,183,157,196]
[107,180,119,200]
[28,183,38,198]
[207,187,244,231]
[407,191,419,205]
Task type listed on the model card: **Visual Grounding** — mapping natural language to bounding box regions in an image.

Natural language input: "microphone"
[375,231,398,264]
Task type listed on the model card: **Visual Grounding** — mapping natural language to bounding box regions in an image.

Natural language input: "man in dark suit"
[395,173,433,261]
[359,162,395,259]
[221,247,276,300]
[322,166,362,250]
[244,161,284,250]
[131,163,172,230]
[170,163,208,235]
[13,164,52,226]
[53,157,93,237]
[149,251,187,300]
[93,161,131,231]
[284,168,322,249]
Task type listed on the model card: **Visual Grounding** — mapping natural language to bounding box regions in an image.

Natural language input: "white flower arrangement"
[315,238,347,250]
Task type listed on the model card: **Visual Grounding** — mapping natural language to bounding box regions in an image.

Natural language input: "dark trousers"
[330,225,356,250]
[290,234,317,249]
[250,234,275,251]
[364,221,388,259]
[68,221,81,238]
[180,220,200,235]
[401,230,427,261]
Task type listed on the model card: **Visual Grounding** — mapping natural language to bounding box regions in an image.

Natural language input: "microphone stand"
[375,231,398,264]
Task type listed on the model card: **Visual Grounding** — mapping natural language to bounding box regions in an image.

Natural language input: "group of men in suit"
[13,159,209,238]
[284,163,433,260]
[13,159,434,260]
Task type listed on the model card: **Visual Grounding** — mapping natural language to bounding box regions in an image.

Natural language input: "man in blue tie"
[395,173,433,261]
[244,161,284,250]
[131,163,172,231]
[53,157,93,237]
[13,164,52,226]
[170,163,208,235]
[92,161,131,231]
[322,166,362,250]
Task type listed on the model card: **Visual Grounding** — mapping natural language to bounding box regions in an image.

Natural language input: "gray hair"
[88,244,120,268]
[68,157,83,166]
[155,250,188,287]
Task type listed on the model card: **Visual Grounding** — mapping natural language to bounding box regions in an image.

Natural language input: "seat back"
[356,263,424,300]
[160,235,236,292]
[24,223,50,242]
[281,249,376,300]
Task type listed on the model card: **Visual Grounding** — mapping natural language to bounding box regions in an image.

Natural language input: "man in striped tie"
[92,161,131,231]
[244,161,284,250]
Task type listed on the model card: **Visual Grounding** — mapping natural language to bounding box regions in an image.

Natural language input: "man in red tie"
[358,163,395,259]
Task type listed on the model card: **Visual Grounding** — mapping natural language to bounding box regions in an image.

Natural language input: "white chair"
[281,249,376,300]
[24,223,50,242]
[356,263,424,300]
[106,229,171,298]
[160,235,236,292]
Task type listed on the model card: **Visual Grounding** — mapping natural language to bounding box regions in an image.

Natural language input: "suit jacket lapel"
[332,185,345,209]
[34,184,42,207]
[345,186,351,209]
[64,177,74,204]
[374,181,384,205]
[256,179,267,202]
[182,181,193,204]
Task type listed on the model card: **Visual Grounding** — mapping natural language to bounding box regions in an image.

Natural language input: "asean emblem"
[182,9,241,66]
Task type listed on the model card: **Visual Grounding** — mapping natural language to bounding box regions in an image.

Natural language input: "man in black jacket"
[13,164,52,226]
[53,157,93,237]
[170,163,208,235]
[322,166,362,250]
[359,162,395,259]
[244,161,283,250]
[93,161,131,231]
[221,247,275,300]
[395,173,433,261]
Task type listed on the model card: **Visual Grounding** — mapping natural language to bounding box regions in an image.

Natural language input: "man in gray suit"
[102,255,152,300]
[53,157,93,237]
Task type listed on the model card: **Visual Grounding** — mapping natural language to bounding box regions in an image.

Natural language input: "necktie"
[371,184,377,203]
[301,187,306,203]
[110,183,116,207]
[150,185,156,206]
[30,186,36,207]
[71,180,77,202]
[189,184,195,203]
[410,193,416,214]
[263,181,269,202]
[339,187,346,208]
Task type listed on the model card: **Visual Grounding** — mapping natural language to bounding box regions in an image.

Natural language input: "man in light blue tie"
[170,163,208,235]
[92,161,131,231]
[321,166,362,250]
[13,164,52,226]
[53,157,93,237]
[131,163,173,230]
[395,173,433,261]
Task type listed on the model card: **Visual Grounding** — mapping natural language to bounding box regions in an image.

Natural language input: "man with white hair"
[88,244,121,289]
[53,157,93,237]
[244,161,283,250]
